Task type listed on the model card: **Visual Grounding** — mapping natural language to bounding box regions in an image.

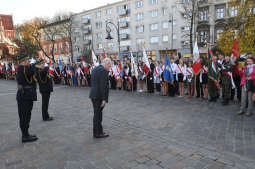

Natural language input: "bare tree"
[180,0,199,54]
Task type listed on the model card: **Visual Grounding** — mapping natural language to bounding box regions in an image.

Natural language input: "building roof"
[0,14,14,30]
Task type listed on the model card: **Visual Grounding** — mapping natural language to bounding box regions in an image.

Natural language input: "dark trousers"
[41,92,50,120]
[147,75,154,93]
[132,76,137,91]
[231,76,241,101]
[17,100,33,137]
[110,76,117,89]
[168,83,175,97]
[156,83,161,92]
[91,99,104,135]
[195,76,203,97]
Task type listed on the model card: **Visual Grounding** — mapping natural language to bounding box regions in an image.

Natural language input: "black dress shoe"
[93,133,109,139]
[22,135,38,143]
[43,117,54,121]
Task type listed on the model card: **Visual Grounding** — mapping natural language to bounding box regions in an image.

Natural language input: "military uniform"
[147,62,155,93]
[208,62,219,102]
[16,56,38,143]
[36,66,53,121]
[221,61,232,105]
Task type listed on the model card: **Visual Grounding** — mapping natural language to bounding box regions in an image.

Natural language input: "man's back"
[89,65,109,102]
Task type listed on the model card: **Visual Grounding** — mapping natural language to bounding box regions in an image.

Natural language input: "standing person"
[176,59,186,97]
[36,63,54,121]
[201,64,208,99]
[217,53,225,98]
[89,58,111,138]
[138,61,144,92]
[16,55,38,143]
[237,57,255,116]
[169,58,177,97]
[154,61,161,93]
[147,58,155,93]
[186,61,194,98]
[221,55,233,105]
[231,59,242,102]
[208,55,219,102]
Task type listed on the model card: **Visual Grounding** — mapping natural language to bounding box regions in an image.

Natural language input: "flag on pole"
[208,45,220,89]
[12,63,15,74]
[142,47,150,76]
[192,38,202,75]
[130,52,138,79]
[163,54,174,83]
[69,56,72,64]
[103,48,106,59]
[92,50,99,66]
[231,38,239,59]
[49,59,54,77]
[58,56,63,72]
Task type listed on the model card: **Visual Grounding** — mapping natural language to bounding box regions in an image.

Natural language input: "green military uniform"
[221,61,232,105]
[208,63,219,102]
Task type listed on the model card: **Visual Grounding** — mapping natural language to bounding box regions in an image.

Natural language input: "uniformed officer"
[208,55,219,102]
[147,58,155,93]
[221,55,233,105]
[36,62,54,121]
[16,55,38,143]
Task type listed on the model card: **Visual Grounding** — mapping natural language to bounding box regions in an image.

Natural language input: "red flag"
[103,48,106,59]
[192,39,202,75]
[231,38,239,59]
[142,47,150,76]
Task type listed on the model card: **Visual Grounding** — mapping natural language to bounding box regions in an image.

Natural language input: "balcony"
[120,46,129,52]
[83,28,91,34]
[119,22,128,28]
[120,33,129,40]
[82,18,90,24]
[84,39,91,45]
[119,9,129,16]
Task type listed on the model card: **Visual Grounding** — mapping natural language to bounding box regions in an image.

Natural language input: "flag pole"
[194,32,198,97]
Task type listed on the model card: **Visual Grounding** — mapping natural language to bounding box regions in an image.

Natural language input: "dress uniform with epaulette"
[16,55,38,143]
[36,63,54,121]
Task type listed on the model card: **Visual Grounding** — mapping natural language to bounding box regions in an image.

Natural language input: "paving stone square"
[1,80,255,169]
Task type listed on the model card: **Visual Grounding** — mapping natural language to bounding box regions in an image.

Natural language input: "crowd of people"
[1,52,255,116]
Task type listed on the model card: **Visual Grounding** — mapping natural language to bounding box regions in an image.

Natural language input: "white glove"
[44,63,49,67]
[30,58,36,64]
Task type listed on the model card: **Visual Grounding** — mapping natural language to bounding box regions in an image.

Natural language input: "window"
[136,1,143,8]
[65,42,69,52]
[150,37,159,43]
[163,35,168,42]
[43,46,47,53]
[136,38,145,44]
[199,31,208,43]
[172,34,177,40]
[119,16,130,22]
[96,22,102,29]
[136,13,144,21]
[60,43,63,52]
[216,29,223,40]
[96,11,101,18]
[136,25,144,33]
[108,43,114,48]
[106,9,112,15]
[120,40,131,46]
[172,6,176,13]
[96,33,103,39]
[49,45,53,53]
[231,6,238,17]
[150,0,158,5]
[119,28,130,34]
[150,10,158,17]
[54,45,58,53]
[216,8,224,19]
[150,23,158,31]
[182,26,190,31]
[173,19,176,25]
[250,7,255,14]
[200,9,208,21]
[163,8,168,16]
[162,21,169,29]
[97,43,103,49]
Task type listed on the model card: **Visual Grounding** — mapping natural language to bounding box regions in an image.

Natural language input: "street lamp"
[105,21,121,59]
[169,15,174,50]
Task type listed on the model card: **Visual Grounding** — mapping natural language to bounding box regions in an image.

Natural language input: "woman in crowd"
[186,61,194,98]
[237,57,255,116]
[154,61,161,93]
[201,63,209,99]
[176,59,186,97]
[138,61,144,92]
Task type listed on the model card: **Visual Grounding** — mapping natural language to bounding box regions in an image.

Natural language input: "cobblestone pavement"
[1,79,255,169]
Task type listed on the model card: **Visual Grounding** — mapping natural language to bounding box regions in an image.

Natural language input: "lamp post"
[105,21,121,59]
[169,15,174,50]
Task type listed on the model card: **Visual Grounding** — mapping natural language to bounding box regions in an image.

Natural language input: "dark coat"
[36,67,53,94]
[89,65,109,102]
[16,65,37,101]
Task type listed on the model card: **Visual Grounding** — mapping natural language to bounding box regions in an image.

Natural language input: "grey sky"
[1,0,119,25]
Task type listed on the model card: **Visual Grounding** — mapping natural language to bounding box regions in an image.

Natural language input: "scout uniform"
[221,60,233,105]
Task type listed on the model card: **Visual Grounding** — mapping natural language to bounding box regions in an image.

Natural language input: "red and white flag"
[231,38,239,59]
[142,47,150,76]
[92,50,99,66]
[192,38,202,75]
[103,48,106,59]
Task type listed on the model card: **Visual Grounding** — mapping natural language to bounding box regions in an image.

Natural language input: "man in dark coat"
[147,58,155,93]
[89,58,111,138]
[16,55,38,143]
[36,63,54,121]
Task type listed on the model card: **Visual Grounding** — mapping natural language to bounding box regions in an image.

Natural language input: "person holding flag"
[138,61,145,92]
[193,34,202,98]
[163,54,175,96]
[208,46,220,102]
[130,52,138,92]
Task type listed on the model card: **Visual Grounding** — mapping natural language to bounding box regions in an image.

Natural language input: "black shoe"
[43,117,54,121]
[22,135,38,143]
[93,133,109,139]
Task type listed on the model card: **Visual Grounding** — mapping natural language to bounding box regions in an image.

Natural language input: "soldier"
[36,62,54,121]
[208,55,219,102]
[16,55,38,143]
[221,55,233,105]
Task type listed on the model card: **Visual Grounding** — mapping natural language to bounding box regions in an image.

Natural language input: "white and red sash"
[202,66,208,74]
[187,68,193,76]
[154,67,159,76]
[177,64,184,76]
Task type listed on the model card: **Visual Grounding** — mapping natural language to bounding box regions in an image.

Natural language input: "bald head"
[102,58,112,71]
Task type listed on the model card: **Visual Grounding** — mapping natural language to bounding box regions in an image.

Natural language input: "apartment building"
[71,0,191,62]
